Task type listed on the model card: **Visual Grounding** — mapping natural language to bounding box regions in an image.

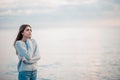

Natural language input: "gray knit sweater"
[15,39,40,72]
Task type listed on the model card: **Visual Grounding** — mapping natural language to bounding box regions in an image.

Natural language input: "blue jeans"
[18,70,37,80]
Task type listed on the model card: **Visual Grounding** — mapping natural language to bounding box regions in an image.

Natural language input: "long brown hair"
[14,24,31,55]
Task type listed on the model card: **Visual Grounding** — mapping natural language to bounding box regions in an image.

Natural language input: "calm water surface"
[0,27,120,80]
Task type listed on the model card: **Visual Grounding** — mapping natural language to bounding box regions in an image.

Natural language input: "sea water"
[0,27,120,80]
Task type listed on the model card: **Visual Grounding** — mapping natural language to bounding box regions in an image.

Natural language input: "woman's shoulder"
[31,38,37,45]
[16,40,24,43]
[31,38,36,43]
[15,40,25,46]
[15,39,37,46]
[16,40,22,43]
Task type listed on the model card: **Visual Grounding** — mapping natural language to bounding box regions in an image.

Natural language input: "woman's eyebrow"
[26,28,31,30]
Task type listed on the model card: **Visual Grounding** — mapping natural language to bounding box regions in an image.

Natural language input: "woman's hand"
[26,39,34,53]
[20,57,24,61]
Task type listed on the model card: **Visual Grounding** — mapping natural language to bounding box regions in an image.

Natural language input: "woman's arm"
[23,57,40,64]
[32,39,40,60]
[22,39,40,64]
[15,40,33,60]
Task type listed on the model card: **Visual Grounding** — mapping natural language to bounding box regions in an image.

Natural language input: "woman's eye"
[26,29,29,31]
[26,29,32,31]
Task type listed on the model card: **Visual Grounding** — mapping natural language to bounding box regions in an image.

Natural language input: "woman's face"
[22,26,32,39]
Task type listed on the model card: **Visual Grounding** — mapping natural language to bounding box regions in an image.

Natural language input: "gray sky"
[0,0,120,29]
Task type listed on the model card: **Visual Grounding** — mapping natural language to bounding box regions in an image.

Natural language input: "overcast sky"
[0,0,120,29]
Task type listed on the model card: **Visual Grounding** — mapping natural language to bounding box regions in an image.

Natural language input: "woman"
[14,24,40,80]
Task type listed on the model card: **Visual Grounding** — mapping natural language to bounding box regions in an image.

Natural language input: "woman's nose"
[29,30,32,34]
[29,30,32,32]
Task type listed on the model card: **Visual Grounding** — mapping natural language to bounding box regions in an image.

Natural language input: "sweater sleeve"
[15,41,32,60]
[23,39,40,64]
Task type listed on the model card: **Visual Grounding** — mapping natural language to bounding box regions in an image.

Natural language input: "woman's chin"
[29,37,31,39]
[27,36,31,39]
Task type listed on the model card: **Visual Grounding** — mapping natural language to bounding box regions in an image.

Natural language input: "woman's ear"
[21,32,24,36]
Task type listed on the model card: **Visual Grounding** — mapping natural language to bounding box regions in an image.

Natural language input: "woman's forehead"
[25,26,31,30]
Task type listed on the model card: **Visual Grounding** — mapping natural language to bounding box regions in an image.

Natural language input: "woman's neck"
[21,37,27,42]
